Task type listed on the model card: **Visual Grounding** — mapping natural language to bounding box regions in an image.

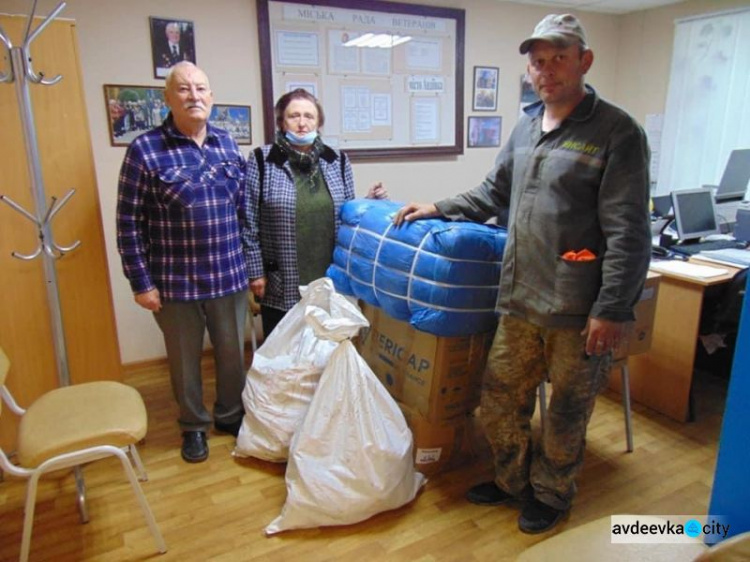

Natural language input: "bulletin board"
[257,0,465,160]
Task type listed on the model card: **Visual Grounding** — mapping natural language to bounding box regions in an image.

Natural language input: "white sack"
[234,278,366,462]
[265,339,426,535]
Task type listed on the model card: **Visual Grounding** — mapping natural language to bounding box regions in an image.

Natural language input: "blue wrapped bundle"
[326,199,506,336]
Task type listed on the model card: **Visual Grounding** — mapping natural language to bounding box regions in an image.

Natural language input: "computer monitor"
[715,149,750,202]
[652,194,673,217]
[671,188,720,242]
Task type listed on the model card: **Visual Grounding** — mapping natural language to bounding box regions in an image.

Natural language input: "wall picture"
[472,66,499,111]
[468,116,502,148]
[104,84,167,147]
[150,17,196,79]
[209,104,252,145]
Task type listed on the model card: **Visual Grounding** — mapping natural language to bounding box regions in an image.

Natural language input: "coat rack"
[0,0,79,390]
[0,0,96,524]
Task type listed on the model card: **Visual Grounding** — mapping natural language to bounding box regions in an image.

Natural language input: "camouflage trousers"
[480,314,611,511]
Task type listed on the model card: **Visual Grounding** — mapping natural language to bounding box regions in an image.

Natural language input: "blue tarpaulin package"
[326,199,507,336]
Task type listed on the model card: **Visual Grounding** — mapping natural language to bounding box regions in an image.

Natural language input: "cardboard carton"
[357,302,494,423]
[613,271,661,360]
[398,402,476,476]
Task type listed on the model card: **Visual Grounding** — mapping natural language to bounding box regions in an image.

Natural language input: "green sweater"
[294,170,334,285]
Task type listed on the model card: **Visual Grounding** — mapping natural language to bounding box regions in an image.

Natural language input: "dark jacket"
[245,143,355,311]
[437,87,652,329]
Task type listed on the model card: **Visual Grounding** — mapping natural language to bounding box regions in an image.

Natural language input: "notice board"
[257,0,465,160]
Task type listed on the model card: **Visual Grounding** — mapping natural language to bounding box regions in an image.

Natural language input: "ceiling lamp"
[343,33,412,49]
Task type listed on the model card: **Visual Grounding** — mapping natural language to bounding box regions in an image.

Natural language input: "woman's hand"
[366,182,389,200]
[250,277,267,299]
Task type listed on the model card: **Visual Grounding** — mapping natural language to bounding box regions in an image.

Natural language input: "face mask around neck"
[285,130,318,146]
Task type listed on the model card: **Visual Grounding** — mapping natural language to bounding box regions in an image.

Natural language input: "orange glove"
[562,249,596,261]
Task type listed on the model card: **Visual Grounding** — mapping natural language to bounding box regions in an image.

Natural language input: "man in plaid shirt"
[117,62,249,463]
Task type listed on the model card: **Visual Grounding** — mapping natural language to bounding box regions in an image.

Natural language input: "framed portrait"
[472,66,499,111]
[258,0,466,160]
[467,116,502,148]
[104,84,167,147]
[150,17,196,79]
[209,104,252,145]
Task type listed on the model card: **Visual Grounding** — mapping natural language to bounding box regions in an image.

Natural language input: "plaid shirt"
[117,115,249,302]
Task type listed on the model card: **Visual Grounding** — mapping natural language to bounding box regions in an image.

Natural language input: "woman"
[246,89,386,337]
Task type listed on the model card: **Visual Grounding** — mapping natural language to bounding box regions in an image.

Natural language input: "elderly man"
[117,62,249,463]
[394,14,651,533]
[163,22,184,66]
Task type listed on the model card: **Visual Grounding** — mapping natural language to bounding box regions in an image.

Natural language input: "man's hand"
[135,288,162,312]
[366,182,389,200]
[393,202,440,226]
[582,317,631,356]
[250,277,267,299]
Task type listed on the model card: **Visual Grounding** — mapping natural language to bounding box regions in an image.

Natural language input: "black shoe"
[181,431,208,463]
[518,499,567,534]
[214,418,242,437]
[466,481,516,506]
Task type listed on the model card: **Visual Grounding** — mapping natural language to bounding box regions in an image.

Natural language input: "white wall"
[3,0,743,364]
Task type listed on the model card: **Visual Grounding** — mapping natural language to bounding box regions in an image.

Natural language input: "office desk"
[624,258,742,422]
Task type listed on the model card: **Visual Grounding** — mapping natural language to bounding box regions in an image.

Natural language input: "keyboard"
[670,239,741,256]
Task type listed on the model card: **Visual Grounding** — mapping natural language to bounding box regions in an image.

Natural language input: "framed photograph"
[104,84,167,147]
[472,66,499,111]
[258,0,465,160]
[209,104,252,145]
[150,17,196,79]
[467,116,502,148]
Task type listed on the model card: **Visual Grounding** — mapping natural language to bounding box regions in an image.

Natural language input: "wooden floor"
[0,355,727,562]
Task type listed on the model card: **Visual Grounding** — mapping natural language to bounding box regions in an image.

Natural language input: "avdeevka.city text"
[612,520,730,539]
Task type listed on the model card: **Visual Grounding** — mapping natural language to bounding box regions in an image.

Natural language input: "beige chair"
[693,531,750,561]
[0,347,167,562]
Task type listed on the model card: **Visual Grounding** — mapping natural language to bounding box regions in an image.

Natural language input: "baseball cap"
[519,14,588,54]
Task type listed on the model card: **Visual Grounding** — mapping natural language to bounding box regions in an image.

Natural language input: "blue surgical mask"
[285,130,318,146]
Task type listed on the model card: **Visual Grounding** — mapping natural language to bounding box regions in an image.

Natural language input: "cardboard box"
[357,302,494,423]
[398,402,476,476]
[613,271,661,360]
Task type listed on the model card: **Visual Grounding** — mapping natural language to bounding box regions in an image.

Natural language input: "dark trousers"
[154,290,248,432]
[260,305,287,341]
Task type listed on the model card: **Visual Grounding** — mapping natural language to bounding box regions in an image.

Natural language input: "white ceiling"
[500,0,685,15]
